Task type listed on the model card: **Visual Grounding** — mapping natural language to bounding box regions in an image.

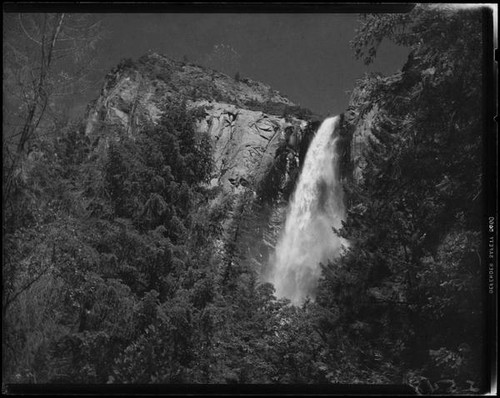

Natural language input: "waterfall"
[268,116,347,304]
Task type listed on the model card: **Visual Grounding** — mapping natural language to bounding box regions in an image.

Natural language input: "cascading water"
[268,116,347,305]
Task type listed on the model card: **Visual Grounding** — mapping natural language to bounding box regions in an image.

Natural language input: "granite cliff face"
[85,53,310,193]
[84,52,314,272]
[340,71,405,182]
[332,76,387,185]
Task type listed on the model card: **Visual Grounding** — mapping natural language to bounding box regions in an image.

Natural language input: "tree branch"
[18,14,42,45]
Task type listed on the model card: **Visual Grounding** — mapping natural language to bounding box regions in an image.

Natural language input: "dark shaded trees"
[317,5,486,393]
[3,16,104,362]
[2,98,217,382]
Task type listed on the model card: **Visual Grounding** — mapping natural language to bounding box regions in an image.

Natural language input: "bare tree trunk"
[4,13,65,221]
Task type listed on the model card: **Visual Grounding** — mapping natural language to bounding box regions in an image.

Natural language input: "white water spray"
[268,116,347,304]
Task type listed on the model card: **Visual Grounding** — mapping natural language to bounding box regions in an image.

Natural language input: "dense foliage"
[317,5,486,393]
[2,99,334,385]
[3,101,221,382]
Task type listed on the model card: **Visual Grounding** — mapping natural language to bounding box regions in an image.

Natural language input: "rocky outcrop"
[85,53,297,137]
[339,75,384,182]
[193,101,299,193]
[83,52,314,270]
[344,106,379,181]
[84,53,309,196]
[341,72,407,182]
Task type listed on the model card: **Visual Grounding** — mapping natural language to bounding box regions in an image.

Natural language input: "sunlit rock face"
[193,101,293,192]
[83,52,312,272]
[84,53,307,194]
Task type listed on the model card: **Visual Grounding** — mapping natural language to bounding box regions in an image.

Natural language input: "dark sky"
[89,13,409,117]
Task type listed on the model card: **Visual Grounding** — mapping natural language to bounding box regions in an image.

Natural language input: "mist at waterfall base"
[267,116,348,305]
